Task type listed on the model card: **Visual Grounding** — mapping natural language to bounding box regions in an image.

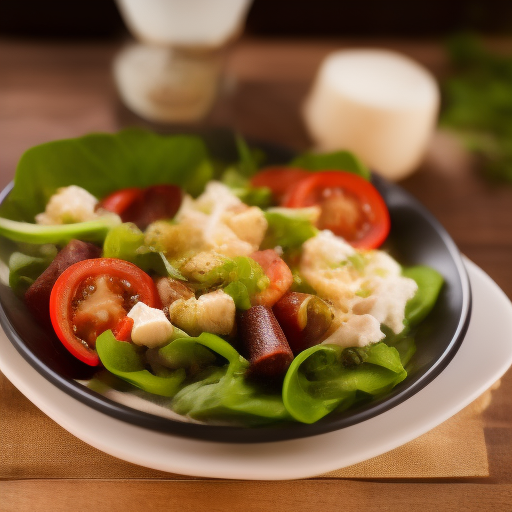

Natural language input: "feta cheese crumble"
[169,289,236,337]
[301,230,418,345]
[127,302,175,348]
[35,186,100,225]
[175,181,268,257]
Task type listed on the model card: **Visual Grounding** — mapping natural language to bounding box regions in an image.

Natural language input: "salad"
[0,129,444,426]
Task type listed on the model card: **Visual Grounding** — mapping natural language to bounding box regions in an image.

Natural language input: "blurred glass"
[114,0,252,124]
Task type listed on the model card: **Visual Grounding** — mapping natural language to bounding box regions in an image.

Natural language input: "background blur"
[1,0,512,38]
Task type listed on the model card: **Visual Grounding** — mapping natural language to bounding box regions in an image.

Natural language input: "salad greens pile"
[441,33,512,182]
[0,129,444,426]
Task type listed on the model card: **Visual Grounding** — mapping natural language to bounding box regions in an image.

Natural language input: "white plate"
[1,258,511,480]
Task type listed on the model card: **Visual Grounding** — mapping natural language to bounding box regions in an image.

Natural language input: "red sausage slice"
[236,305,294,380]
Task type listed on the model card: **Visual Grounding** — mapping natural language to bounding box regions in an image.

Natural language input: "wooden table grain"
[0,36,511,512]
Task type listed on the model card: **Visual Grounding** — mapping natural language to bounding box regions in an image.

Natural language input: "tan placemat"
[0,371,495,480]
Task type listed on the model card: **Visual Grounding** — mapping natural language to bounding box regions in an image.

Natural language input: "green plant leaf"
[282,343,406,424]
[290,150,371,180]
[0,128,214,222]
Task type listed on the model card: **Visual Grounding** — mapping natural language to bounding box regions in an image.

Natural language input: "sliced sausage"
[273,292,333,355]
[236,305,293,380]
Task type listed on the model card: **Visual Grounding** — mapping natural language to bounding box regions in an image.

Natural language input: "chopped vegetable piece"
[262,208,319,250]
[112,316,134,342]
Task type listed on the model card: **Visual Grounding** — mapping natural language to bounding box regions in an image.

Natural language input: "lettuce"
[263,207,319,250]
[96,331,289,425]
[0,128,214,222]
[102,222,185,280]
[290,150,371,180]
[187,256,269,307]
[96,329,411,425]
[8,245,57,296]
[95,331,186,397]
[0,215,120,245]
[282,343,407,424]
[403,265,444,327]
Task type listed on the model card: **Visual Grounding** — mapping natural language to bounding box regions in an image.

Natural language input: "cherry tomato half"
[99,185,182,230]
[49,258,160,366]
[250,167,310,203]
[283,171,390,249]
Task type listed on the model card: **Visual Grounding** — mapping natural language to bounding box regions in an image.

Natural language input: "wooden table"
[1,36,511,511]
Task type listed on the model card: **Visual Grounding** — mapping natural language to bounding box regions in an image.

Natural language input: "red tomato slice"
[250,167,310,203]
[99,187,143,216]
[250,249,293,307]
[112,316,135,342]
[283,171,390,249]
[49,258,160,366]
[100,185,182,230]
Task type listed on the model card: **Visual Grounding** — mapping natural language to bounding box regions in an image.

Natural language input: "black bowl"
[0,139,471,443]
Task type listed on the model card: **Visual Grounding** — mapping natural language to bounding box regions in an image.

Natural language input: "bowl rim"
[0,173,472,444]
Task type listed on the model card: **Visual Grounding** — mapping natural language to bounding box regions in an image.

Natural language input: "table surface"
[1,36,511,512]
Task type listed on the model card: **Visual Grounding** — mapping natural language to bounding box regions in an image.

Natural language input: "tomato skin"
[250,249,293,307]
[99,188,143,216]
[49,258,160,366]
[283,171,390,249]
[99,185,182,230]
[250,168,310,203]
[112,316,135,342]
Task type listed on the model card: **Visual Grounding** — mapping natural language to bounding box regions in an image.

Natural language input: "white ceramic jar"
[303,49,440,181]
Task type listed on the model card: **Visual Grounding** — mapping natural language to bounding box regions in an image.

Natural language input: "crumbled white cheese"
[35,186,100,225]
[179,250,227,281]
[127,302,175,348]
[175,181,267,257]
[321,313,385,348]
[225,206,268,248]
[300,230,360,312]
[192,181,243,213]
[352,273,418,334]
[168,289,235,337]
[300,230,418,338]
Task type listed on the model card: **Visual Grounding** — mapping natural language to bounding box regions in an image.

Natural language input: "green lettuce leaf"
[262,207,319,250]
[8,245,58,296]
[95,331,186,397]
[102,222,185,280]
[290,150,371,180]
[0,215,120,245]
[187,255,269,297]
[97,331,289,424]
[282,343,407,424]
[220,168,272,209]
[403,265,444,327]
[164,334,290,425]
[0,128,214,222]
